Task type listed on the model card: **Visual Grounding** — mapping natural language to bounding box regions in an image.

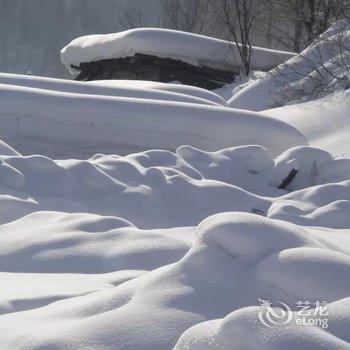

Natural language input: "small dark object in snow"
[73,53,237,90]
[278,169,298,189]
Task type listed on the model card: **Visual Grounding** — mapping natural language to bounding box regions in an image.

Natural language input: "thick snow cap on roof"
[61,28,295,74]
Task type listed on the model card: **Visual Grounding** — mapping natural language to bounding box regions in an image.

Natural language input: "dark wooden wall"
[74,53,237,90]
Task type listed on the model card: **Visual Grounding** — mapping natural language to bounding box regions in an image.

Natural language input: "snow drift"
[0,75,306,159]
[0,138,349,349]
[0,72,226,106]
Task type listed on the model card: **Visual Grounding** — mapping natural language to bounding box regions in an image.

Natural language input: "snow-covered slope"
[229,20,350,111]
[263,91,350,158]
[61,28,294,75]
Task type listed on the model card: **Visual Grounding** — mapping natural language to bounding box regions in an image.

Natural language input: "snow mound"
[175,302,350,350]
[0,144,347,228]
[0,82,306,158]
[173,212,350,350]
[0,211,191,275]
[2,210,350,349]
[0,73,224,107]
[0,140,349,348]
[229,19,350,111]
[61,28,294,74]
[269,181,350,229]
[87,79,228,106]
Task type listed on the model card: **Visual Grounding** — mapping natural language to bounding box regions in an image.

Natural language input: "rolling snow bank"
[0,143,348,228]
[0,79,306,159]
[229,19,350,111]
[61,28,294,75]
[0,139,350,349]
[86,79,228,106]
[0,73,227,107]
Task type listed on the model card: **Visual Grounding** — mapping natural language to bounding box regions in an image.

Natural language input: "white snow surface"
[87,79,228,106]
[61,28,295,74]
[0,73,225,107]
[0,71,350,349]
[0,74,306,159]
[0,141,350,349]
[229,20,350,111]
[263,90,350,158]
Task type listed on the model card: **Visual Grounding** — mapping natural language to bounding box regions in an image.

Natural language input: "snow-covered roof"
[61,28,295,74]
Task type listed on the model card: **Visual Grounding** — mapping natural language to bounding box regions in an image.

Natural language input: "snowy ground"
[1,25,350,350]
[263,91,350,158]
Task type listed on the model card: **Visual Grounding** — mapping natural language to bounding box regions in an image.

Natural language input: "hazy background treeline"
[0,0,162,77]
[0,0,347,78]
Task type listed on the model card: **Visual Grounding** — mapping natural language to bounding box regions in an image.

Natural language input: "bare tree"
[272,18,350,105]
[298,0,343,41]
[118,0,161,29]
[162,0,214,34]
[210,0,261,76]
[258,0,346,52]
